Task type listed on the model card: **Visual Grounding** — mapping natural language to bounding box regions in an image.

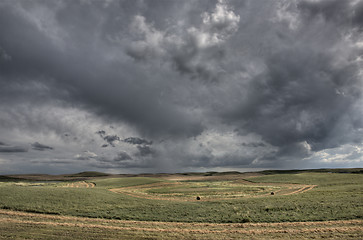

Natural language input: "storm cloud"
[103,135,120,147]
[31,142,53,151]
[0,0,362,174]
[0,145,28,153]
[123,137,152,145]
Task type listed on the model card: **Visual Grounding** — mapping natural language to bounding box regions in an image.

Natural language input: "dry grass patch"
[0,209,362,239]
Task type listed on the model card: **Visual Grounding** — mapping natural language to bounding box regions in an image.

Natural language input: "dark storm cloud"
[226,45,362,152]
[136,145,155,157]
[0,0,203,139]
[0,0,362,173]
[0,145,27,153]
[262,142,311,164]
[299,0,350,22]
[75,155,90,161]
[96,130,106,137]
[353,1,363,29]
[189,154,255,168]
[299,0,363,30]
[94,151,156,169]
[241,142,266,148]
[114,151,133,161]
[31,142,54,151]
[123,137,152,145]
[103,135,120,147]
[96,131,120,147]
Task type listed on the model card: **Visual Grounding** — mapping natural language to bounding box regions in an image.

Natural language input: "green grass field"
[0,170,362,239]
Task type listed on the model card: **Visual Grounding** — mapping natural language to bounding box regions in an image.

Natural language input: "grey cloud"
[299,0,351,23]
[346,150,363,160]
[353,1,363,29]
[94,151,155,169]
[136,145,155,157]
[0,47,11,62]
[210,155,255,168]
[298,0,363,30]
[30,159,71,164]
[190,154,255,168]
[126,0,240,81]
[0,0,362,173]
[75,151,98,161]
[103,135,120,147]
[0,145,28,153]
[114,151,133,161]
[31,142,53,151]
[241,142,266,148]
[123,137,152,145]
[96,130,120,147]
[225,46,362,152]
[274,142,311,160]
[253,142,312,169]
[75,155,90,161]
[0,0,203,139]
[96,130,106,137]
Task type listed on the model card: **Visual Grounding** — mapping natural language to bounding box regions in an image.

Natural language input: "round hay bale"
[271,192,275,195]
[196,196,201,200]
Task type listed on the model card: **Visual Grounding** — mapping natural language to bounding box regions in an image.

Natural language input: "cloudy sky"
[0,0,362,174]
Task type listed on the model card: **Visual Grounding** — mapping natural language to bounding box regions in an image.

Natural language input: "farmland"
[0,169,362,239]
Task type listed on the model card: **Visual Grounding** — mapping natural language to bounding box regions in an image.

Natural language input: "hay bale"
[271,192,275,195]
[196,196,201,200]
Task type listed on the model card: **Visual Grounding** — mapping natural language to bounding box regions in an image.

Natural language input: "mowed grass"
[0,209,362,240]
[0,173,362,223]
[91,177,164,188]
[120,180,285,200]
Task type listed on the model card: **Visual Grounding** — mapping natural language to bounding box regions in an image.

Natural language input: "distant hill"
[260,168,363,175]
[0,175,26,182]
[1,168,362,182]
[64,171,110,177]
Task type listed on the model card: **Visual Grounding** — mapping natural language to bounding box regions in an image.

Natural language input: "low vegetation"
[0,169,362,239]
[64,171,110,178]
[92,177,163,188]
[0,209,362,239]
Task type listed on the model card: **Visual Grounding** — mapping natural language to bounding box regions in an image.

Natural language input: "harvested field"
[65,181,95,188]
[108,176,316,202]
[0,209,362,239]
[1,172,361,222]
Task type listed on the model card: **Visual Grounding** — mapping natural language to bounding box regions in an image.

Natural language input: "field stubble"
[0,172,362,239]
[0,209,362,239]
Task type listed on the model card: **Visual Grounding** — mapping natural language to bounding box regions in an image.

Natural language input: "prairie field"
[0,170,362,239]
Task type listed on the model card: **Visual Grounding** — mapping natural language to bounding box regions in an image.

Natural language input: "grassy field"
[0,170,362,239]
[0,209,362,239]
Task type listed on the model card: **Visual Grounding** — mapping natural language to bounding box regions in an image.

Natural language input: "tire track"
[110,182,317,201]
[283,185,317,196]
[0,217,361,235]
[0,209,361,228]
[65,181,95,188]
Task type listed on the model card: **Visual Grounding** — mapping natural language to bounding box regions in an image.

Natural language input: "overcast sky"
[0,0,362,174]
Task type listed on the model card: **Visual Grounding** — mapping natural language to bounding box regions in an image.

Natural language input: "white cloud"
[271,0,300,30]
[200,0,240,43]
[304,144,363,166]
[75,151,98,160]
[126,0,239,80]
